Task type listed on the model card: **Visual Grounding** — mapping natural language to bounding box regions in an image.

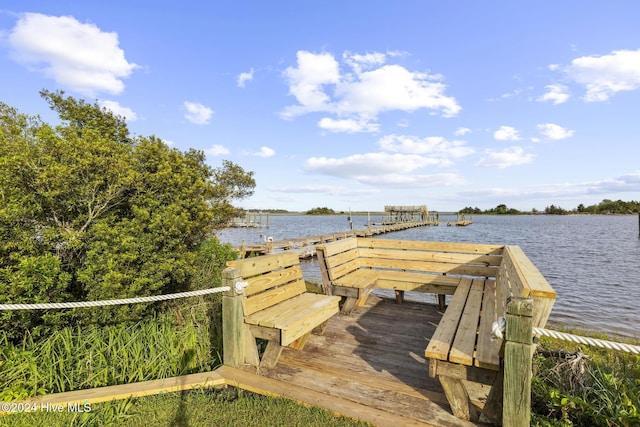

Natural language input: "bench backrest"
[227,251,306,316]
[316,237,504,286]
[357,238,503,278]
[315,238,361,294]
[496,245,556,327]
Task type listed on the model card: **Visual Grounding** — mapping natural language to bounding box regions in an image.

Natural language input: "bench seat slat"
[245,293,340,346]
[475,280,500,370]
[425,278,473,361]
[449,279,485,366]
[333,269,378,289]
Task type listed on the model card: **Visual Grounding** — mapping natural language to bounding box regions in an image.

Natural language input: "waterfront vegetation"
[460,199,640,215]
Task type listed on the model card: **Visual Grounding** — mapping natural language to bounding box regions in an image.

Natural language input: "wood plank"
[243,265,303,296]
[357,237,504,255]
[359,247,502,266]
[5,371,225,412]
[333,269,378,288]
[227,251,299,277]
[217,366,455,427]
[314,237,358,257]
[242,279,306,316]
[325,258,361,280]
[449,279,484,366]
[359,258,499,277]
[438,375,478,422]
[475,280,501,370]
[425,278,473,361]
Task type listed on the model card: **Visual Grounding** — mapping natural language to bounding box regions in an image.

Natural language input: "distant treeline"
[459,199,640,215]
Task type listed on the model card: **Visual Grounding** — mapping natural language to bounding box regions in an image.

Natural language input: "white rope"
[491,319,639,354]
[0,286,230,311]
[533,327,640,355]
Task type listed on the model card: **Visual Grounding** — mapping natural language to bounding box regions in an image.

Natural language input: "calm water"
[216,214,640,339]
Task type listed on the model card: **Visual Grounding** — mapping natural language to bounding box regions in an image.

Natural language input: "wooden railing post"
[503,297,533,427]
[222,266,245,367]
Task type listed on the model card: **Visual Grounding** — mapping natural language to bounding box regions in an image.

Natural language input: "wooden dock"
[230,295,483,426]
[5,296,480,426]
[237,220,451,258]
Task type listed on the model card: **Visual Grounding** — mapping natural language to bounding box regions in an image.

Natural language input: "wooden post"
[503,297,533,427]
[222,267,245,367]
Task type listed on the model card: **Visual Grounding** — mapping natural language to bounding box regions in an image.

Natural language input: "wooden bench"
[315,237,502,314]
[222,251,341,369]
[425,245,556,424]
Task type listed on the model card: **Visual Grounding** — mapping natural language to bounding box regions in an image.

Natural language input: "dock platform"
[228,295,485,426]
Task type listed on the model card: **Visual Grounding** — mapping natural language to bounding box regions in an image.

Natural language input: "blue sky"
[2,2,640,212]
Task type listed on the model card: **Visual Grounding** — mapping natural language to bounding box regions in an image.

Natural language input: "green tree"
[0,91,255,339]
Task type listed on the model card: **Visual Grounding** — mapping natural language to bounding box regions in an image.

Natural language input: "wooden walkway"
[232,295,486,426]
[3,296,486,426]
[238,221,435,257]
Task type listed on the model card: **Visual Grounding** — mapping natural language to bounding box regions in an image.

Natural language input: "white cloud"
[565,49,640,102]
[98,100,137,121]
[493,125,521,141]
[244,146,275,158]
[237,68,254,88]
[281,51,340,118]
[269,184,379,197]
[305,152,444,178]
[475,146,534,169]
[377,134,474,158]
[537,123,575,140]
[537,84,570,105]
[357,173,466,188]
[183,101,214,125]
[205,144,230,156]
[7,13,138,96]
[281,50,461,132]
[318,117,380,133]
[336,64,461,118]
[454,127,471,136]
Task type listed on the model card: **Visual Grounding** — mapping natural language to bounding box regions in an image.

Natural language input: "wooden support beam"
[503,297,533,427]
[222,267,245,367]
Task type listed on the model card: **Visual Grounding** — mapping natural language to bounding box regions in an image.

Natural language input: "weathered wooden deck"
[229,295,488,426]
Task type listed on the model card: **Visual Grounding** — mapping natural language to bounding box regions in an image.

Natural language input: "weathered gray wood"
[439,375,478,422]
[480,368,504,425]
[222,267,245,367]
[503,297,533,427]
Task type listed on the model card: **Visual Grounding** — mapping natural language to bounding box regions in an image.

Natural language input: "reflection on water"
[216,214,640,339]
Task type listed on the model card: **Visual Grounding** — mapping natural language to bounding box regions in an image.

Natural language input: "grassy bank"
[0,387,371,427]
[2,298,638,426]
[531,332,640,426]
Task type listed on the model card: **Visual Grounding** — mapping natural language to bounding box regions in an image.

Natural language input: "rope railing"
[0,286,230,311]
[492,318,640,354]
[533,327,640,355]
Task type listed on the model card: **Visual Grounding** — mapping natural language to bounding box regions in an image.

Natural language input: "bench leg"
[355,287,374,307]
[340,297,358,315]
[479,368,504,425]
[288,332,311,350]
[260,341,283,369]
[395,290,405,304]
[438,376,478,422]
[438,294,446,311]
[244,327,260,367]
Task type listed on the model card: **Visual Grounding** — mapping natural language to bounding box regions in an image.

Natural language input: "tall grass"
[0,300,219,401]
[531,333,640,426]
